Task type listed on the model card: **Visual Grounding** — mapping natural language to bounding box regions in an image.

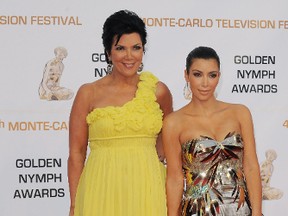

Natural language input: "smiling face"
[108,33,144,77]
[185,58,220,101]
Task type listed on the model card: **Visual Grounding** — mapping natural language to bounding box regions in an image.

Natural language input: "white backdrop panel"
[1,0,287,215]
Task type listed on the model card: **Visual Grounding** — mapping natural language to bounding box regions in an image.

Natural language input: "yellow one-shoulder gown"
[74,72,167,216]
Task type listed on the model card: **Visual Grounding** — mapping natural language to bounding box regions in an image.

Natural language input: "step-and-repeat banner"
[1,0,287,215]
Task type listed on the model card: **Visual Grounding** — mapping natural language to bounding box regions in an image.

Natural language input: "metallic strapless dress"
[182,132,252,216]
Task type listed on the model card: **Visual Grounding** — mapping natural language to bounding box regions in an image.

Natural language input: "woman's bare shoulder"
[219,101,250,113]
[164,106,188,124]
[78,76,108,94]
[231,103,250,114]
[223,102,252,123]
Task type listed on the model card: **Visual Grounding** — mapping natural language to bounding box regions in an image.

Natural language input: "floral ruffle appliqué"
[86,72,163,136]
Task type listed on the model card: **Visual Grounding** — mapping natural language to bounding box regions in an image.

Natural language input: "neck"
[109,72,140,87]
[188,97,219,116]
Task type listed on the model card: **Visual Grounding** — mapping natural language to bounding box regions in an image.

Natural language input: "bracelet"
[160,158,167,166]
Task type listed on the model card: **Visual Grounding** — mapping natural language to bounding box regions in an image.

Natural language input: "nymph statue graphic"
[260,149,283,200]
[39,47,74,100]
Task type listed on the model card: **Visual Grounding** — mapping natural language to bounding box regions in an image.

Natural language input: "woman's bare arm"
[238,105,262,216]
[162,114,183,216]
[68,84,92,215]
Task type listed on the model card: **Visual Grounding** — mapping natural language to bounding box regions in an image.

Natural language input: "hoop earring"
[106,63,113,75]
[183,82,192,100]
[138,63,144,73]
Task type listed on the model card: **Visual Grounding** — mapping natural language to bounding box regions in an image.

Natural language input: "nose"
[201,76,208,87]
[125,49,132,59]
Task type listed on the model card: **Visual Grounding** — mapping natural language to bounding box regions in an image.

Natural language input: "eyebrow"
[191,70,218,73]
[115,42,142,46]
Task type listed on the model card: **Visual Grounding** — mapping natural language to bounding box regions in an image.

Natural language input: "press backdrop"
[1,0,287,215]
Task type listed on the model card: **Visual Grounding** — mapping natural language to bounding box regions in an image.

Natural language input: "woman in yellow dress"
[68,10,173,216]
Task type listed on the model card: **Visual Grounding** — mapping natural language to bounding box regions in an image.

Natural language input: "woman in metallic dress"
[162,46,262,216]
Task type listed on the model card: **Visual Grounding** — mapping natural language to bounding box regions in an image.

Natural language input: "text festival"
[0,15,82,25]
